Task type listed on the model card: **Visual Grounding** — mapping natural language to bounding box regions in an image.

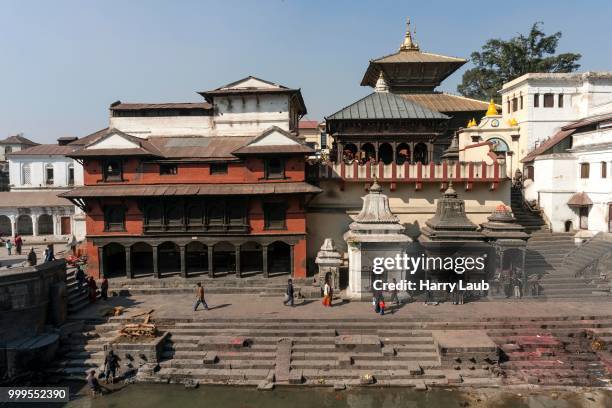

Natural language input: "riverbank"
[54,382,612,408]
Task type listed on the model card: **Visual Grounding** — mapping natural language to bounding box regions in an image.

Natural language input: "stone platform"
[45,292,612,389]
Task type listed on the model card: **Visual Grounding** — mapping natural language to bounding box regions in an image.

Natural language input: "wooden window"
[558,94,564,108]
[264,203,287,230]
[228,201,246,226]
[506,99,510,113]
[265,158,284,179]
[543,93,554,108]
[519,95,523,110]
[187,205,204,226]
[103,160,122,181]
[579,206,589,230]
[67,164,75,186]
[207,204,225,226]
[320,132,327,148]
[104,206,126,231]
[22,163,31,185]
[45,164,54,185]
[526,165,535,181]
[533,93,540,107]
[210,163,228,175]
[159,164,178,175]
[580,163,590,179]
[60,216,71,235]
[165,205,183,226]
[602,162,607,179]
[512,97,518,112]
[145,205,163,226]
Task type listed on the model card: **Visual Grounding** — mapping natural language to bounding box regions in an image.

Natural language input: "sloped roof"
[8,144,76,156]
[299,120,320,129]
[0,191,72,208]
[110,102,212,111]
[400,93,491,112]
[326,92,449,121]
[567,192,593,206]
[69,128,108,146]
[372,50,466,64]
[521,129,576,163]
[60,182,322,198]
[149,136,253,160]
[232,126,314,155]
[1,135,38,145]
[69,129,164,158]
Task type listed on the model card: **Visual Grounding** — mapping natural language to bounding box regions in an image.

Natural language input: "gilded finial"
[400,17,419,51]
[467,118,477,128]
[509,117,518,126]
[485,99,498,117]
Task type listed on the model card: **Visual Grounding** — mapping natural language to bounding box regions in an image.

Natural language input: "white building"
[523,113,612,236]
[108,76,306,138]
[0,136,94,242]
[0,134,38,191]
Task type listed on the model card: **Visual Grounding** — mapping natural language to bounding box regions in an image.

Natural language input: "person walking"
[14,235,22,255]
[283,278,294,307]
[322,279,332,307]
[103,350,119,384]
[100,276,109,300]
[87,276,98,303]
[44,244,55,262]
[27,247,37,266]
[378,295,386,316]
[75,265,86,290]
[5,239,12,256]
[194,282,209,311]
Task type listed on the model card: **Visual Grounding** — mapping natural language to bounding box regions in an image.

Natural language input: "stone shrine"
[314,238,343,291]
[481,205,529,297]
[343,181,411,300]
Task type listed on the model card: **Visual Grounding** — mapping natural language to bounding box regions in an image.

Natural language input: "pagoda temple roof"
[326,91,449,121]
[360,20,466,92]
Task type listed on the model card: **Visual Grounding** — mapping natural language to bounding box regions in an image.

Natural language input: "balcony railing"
[311,161,506,189]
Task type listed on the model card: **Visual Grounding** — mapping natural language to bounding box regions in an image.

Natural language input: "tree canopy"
[457,22,581,102]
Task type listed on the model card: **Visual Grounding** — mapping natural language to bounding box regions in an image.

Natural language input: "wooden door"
[60,216,71,235]
[579,207,589,230]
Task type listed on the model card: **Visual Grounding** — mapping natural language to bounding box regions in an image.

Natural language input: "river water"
[54,383,611,408]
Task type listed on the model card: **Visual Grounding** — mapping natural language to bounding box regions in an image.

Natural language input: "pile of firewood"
[119,309,157,338]
[119,323,157,338]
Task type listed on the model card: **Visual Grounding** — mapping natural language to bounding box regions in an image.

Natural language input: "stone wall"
[0,260,67,344]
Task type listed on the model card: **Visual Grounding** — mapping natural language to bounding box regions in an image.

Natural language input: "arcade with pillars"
[93,235,301,279]
[335,140,434,165]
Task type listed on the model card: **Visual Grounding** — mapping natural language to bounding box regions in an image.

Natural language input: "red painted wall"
[83,156,310,279]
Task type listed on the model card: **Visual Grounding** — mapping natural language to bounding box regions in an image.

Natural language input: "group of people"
[75,265,109,302]
[2,235,56,266]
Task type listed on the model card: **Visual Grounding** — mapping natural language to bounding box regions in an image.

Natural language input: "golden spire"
[399,18,419,51]
[467,118,477,128]
[509,117,518,126]
[485,99,498,116]
[375,71,389,93]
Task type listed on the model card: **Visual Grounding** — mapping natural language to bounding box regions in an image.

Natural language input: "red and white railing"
[313,161,506,190]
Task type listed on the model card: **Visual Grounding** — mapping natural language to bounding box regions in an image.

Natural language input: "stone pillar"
[125,246,133,279]
[52,214,58,237]
[337,142,343,163]
[32,214,38,236]
[289,244,295,277]
[180,245,187,278]
[262,244,269,278]
[235,244,241,278]
[315,238,342,290]
[208,245,214,278]
[152,245,160,279]
[98,246,105,278]
[10,216,15,237]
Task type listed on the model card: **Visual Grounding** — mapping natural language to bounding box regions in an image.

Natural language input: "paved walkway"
[72,292,612,321]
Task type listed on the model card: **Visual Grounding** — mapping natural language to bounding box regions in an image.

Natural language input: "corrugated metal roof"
[400,93,490,112]
[521,129,575,163]
[110,102,212,110]
[8,144,76,156]
[61,182,322,198]
[149,136,253,159]
[0,191,73,208]
[326,92,449,120]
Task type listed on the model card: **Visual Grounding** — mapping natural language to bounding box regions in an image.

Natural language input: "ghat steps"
[50,315,612,387]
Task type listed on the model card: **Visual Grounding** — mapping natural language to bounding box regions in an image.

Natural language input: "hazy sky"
[1,0,611,143]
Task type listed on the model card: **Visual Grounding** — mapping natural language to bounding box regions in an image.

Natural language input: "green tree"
[458,22,581,102]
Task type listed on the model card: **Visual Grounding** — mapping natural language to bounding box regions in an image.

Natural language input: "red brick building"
[62,77,320,280]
